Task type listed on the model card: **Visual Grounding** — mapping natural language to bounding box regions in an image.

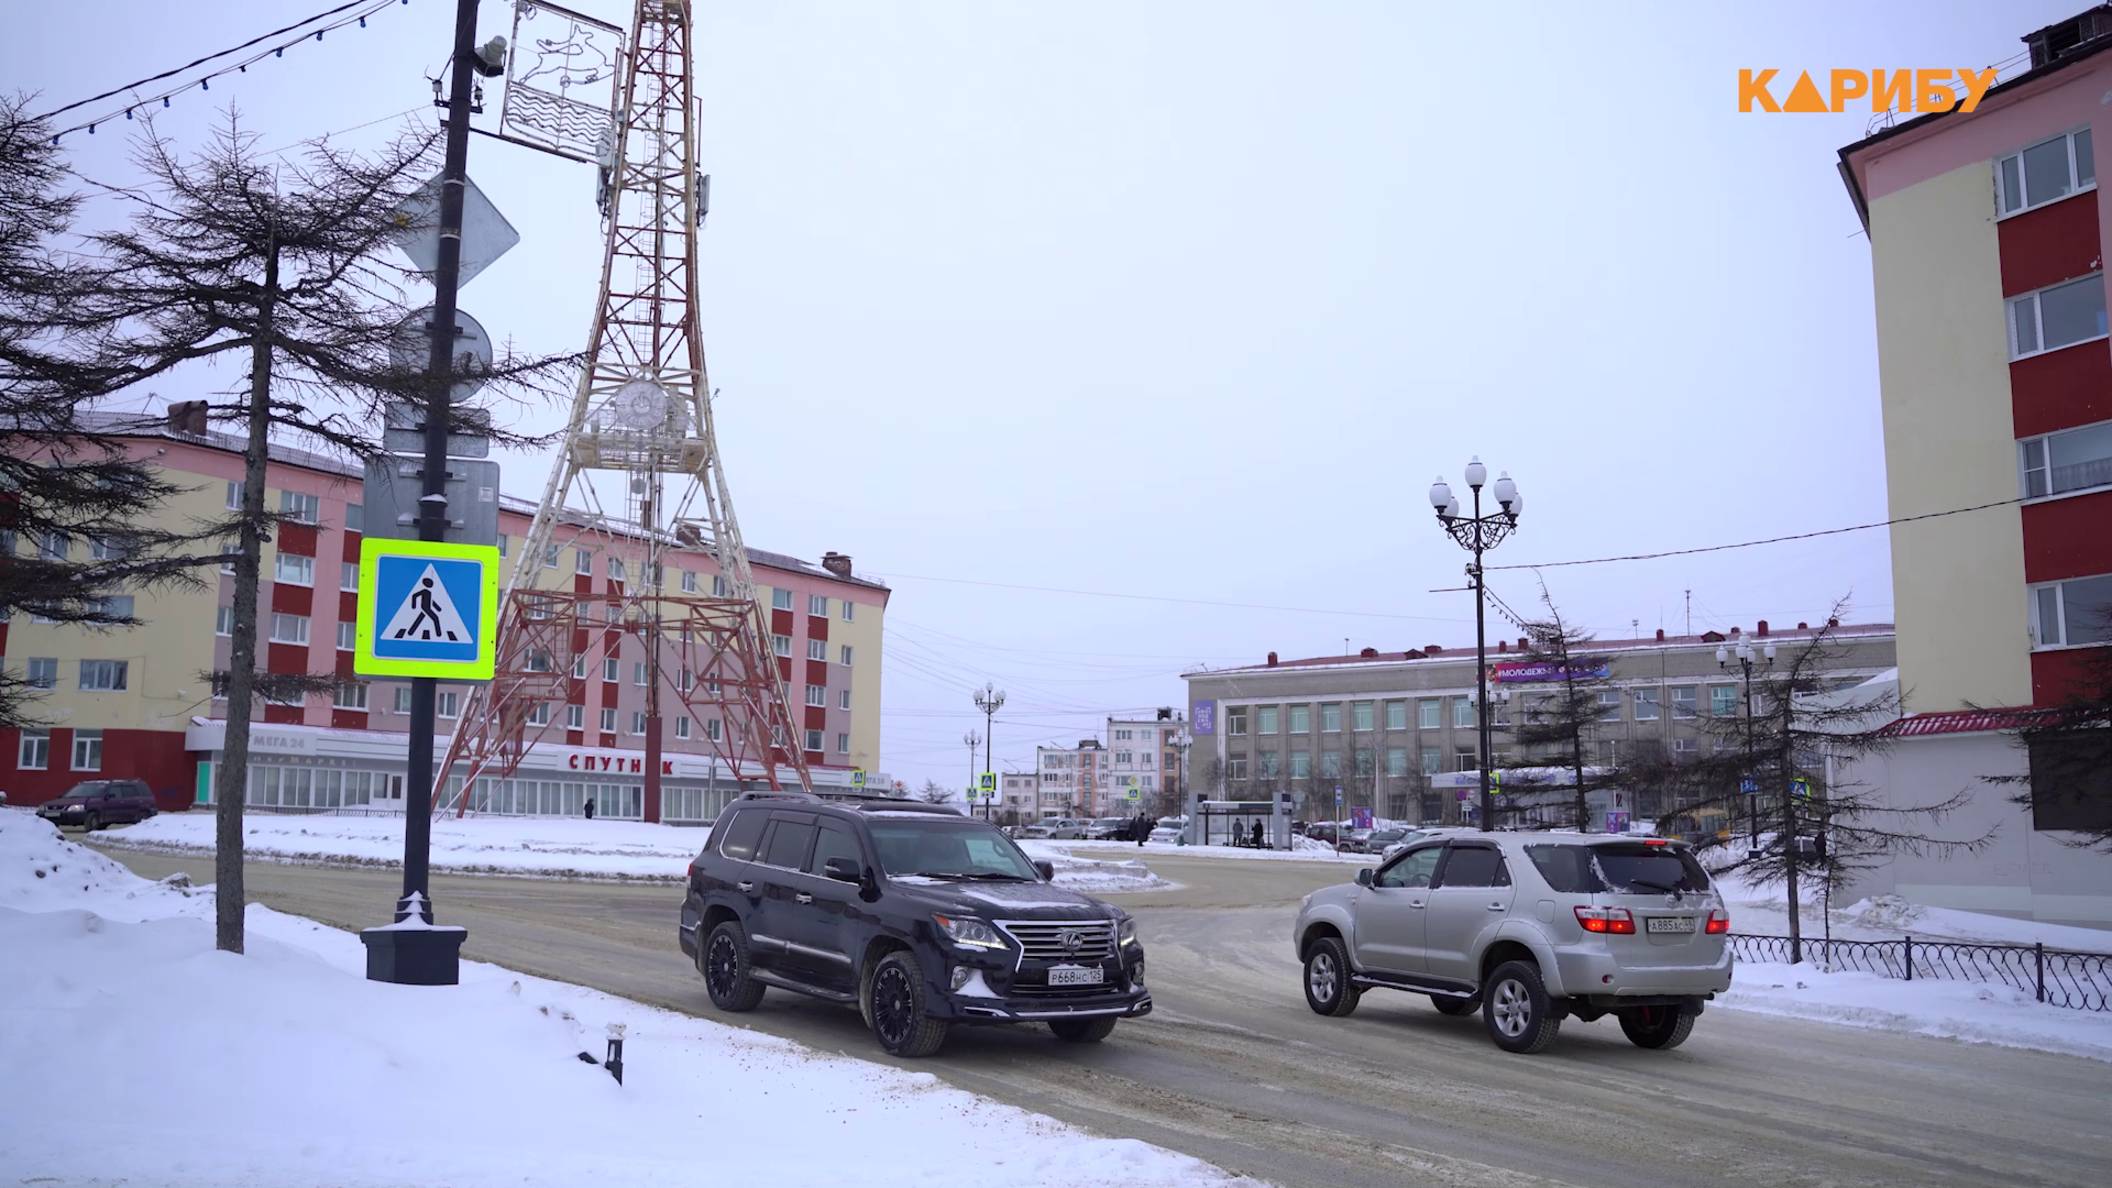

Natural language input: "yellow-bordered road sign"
[354,537,501,679]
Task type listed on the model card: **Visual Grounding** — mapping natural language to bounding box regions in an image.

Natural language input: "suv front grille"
[997,921,1116,963]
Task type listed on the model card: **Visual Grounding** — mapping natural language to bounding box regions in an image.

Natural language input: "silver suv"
[1293,833,1732,1054]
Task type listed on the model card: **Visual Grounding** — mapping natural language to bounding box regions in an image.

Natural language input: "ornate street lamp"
[972,683,1005,820]
[1717,637,1776,847]
[1431,458,1522,833]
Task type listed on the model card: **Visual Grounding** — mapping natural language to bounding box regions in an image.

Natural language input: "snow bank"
[1720,961,2112,1063]
[0,813,1250,1188]
[1713,870,2112,951]
[1044,837,1370,865]
[97,811,1172,894]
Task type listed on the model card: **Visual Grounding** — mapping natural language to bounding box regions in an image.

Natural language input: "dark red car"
[36,779,158,831]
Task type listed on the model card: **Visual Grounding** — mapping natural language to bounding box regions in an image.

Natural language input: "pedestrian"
[1135,812,1147,848]
[1250,819,1264,849]
[1231,817,1244,847]
[583,794,596,820]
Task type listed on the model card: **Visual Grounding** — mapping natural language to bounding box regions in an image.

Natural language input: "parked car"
[1012,823,1056,840]
[1045,818,1092,840]
[1294,833,1731,1054]
[681,792,1150,1057]
[1378,826,1469,862]
[37,779,158,832]
[1349,827,1408,855]
[1089,817,1137,840]
[1147,826,1182,844]
[1306,822,1342,845]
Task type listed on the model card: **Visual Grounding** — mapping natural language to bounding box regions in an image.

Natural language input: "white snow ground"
[99,810,1171,892]
[0,812,1247,1188]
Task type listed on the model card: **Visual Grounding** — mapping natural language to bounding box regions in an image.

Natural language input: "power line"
[39,0,408,141]
[874,571,1466,623]
[1488,496,2026,572]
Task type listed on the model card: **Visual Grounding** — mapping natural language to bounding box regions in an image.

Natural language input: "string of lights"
[39,0,409,143]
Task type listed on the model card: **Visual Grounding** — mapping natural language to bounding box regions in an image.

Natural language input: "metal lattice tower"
[437,0,811,818]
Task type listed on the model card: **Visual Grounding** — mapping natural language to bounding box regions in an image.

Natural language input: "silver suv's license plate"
[1645,916,1696,935]
[1048,965,1106,987]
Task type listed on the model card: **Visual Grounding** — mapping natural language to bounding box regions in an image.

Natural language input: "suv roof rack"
[732,790,966,815]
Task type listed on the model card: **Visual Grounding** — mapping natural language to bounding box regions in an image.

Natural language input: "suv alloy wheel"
[1617,1005,1696,1050]
[1302,936,1361,1017]
[1483,960,1561,1054]
[866,950,950,1058]
[81,812,99,833]
[701,921,766,1011]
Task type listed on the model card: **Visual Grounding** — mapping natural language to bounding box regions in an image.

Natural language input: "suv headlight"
[1118,917,1139,949]
[932,914,1007,951]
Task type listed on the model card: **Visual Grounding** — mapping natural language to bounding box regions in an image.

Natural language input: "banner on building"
[1192,700,1216,735]
[1490,659,1611,684]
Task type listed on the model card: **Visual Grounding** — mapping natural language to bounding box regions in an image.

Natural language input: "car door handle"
[1487,903,1507,911]
[795,893,814,905]
[736,881,755,893]
[1408,899,1426,909]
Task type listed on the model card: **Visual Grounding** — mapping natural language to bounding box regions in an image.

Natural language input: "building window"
[2009,274,2107,359]
[772,634,793,658]
[1256,750,1279,778]
[273,553,314,587]
[1671,687,1697,719]
[71,729,102,772]
[576,548,593,575]
[395,686,414,714]
[1710,685,1738,716]
[1352,701,1374,732]
[89,536,127,561]
[1385,700,1408,730]
[2030,574,2112,648]
[345,503,363,533]
[631,711,647,734]
[36,531,67,562]
[2025,735,2112,833]
[680,569,697,593]
[1673,737,1699,760]
[1634,688,1661,721]
[839,645,853,667]
[437,691,460,718]
[633,662,650,687]
[278,491,320,524]
[806,683,827,707]
[1290,704,1312,733]
[269,613,310,645]
[707,718,722,741]
[809,594,828,616]
[596,657,615,682]
[608,557,626,583]
[1353,748,1374,777]
[839,689,852,710]
[805,729,824,752]
[600,708,617,733]
[1996,128,2095,217]
[2020,420,2112,500]
[333,683,368,711]
[25,657,57,689]
[79,660,128,692]
[771,588,792,611]
[1453,749,1477,773]
[1418,699,1440,730]
[566,704,584,730]
[225,480,245,510]
[1419,746,1441,775]
[1227,707,1249,736]
[1321,703,1342,733]
[1225,757,1248,782]
[842,600,855,622]
[1256,706,1280,734]
[543,542,560,570]
[1320,750,1343,778]
[1451,698,1474,729]
[807,639,827,661]
[836,732,849,753]
[673,715,690,740]
[1597,690,1623,722]
[713,574,728,597]
[19,729,49,770]
[1386,746,1408,776]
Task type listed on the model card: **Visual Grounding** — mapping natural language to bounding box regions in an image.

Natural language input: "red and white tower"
[438,0,810,818]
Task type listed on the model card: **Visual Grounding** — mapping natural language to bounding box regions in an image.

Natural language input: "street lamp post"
[973,682,1004,820]
[1431,458,1522,834]
[1169,726,1193,825]
[962,729,980,808]
[1717,637,1775,848]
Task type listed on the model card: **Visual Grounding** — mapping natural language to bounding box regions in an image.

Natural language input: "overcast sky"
[9,1,2079,791]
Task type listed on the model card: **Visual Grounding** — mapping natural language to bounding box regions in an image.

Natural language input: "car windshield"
[1528,843,1711,895]
[868,820,1040,881]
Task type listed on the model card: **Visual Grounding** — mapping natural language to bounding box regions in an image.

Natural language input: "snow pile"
[1047,837,1370,864]
[0,813,1250,1188]
[1721,961,2112,1063]
[99,812,1172,893]
[1713,870,2112,950]
[1,809,206,922]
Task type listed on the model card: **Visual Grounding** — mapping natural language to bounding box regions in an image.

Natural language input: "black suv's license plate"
[1645,916,1696,935]
[1047,965,1106,987]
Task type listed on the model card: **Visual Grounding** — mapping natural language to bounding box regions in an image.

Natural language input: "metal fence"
[1727,933,2112,1013]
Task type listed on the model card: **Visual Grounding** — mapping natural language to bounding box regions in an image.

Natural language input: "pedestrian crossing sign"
[354,537,500,679]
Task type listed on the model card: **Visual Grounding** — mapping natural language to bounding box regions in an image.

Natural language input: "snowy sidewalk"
[95,810,1171,892]
[0,813,1247,1188]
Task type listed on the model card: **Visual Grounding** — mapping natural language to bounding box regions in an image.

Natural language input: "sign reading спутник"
[354,537,500,680]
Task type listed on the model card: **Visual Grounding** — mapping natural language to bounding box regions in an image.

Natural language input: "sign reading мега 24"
[353,538,500,680]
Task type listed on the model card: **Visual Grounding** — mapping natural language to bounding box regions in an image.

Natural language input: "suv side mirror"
[822,856,862,884]
[1033,860,1055,882]
[1356,868,1375,888]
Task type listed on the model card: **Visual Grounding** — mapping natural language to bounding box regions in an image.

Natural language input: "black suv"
[38,779,158,831]
[679,792,1151,1057]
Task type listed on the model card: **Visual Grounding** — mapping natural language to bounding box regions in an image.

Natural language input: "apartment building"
[1181,623,1896,824]
[1835,5,2112,923]
[1,414,889,823]
[998,771,1037,822]
[1034,740,1107,819]
[1106,712,1187,816]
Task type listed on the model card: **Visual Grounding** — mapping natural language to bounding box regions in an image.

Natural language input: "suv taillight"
[1574,906,1635,935]
[1705,909,1730,935]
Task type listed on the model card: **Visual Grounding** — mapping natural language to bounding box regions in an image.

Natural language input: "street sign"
[362,455,501,545]
[354,538,501,679]
[383,400,493,459]
[1740,779,1759,796]
[388,309,494,405]
[1791,777,1812,799]
[978,771,996,794]
[392,173,521,289]
[850,769,866,788]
